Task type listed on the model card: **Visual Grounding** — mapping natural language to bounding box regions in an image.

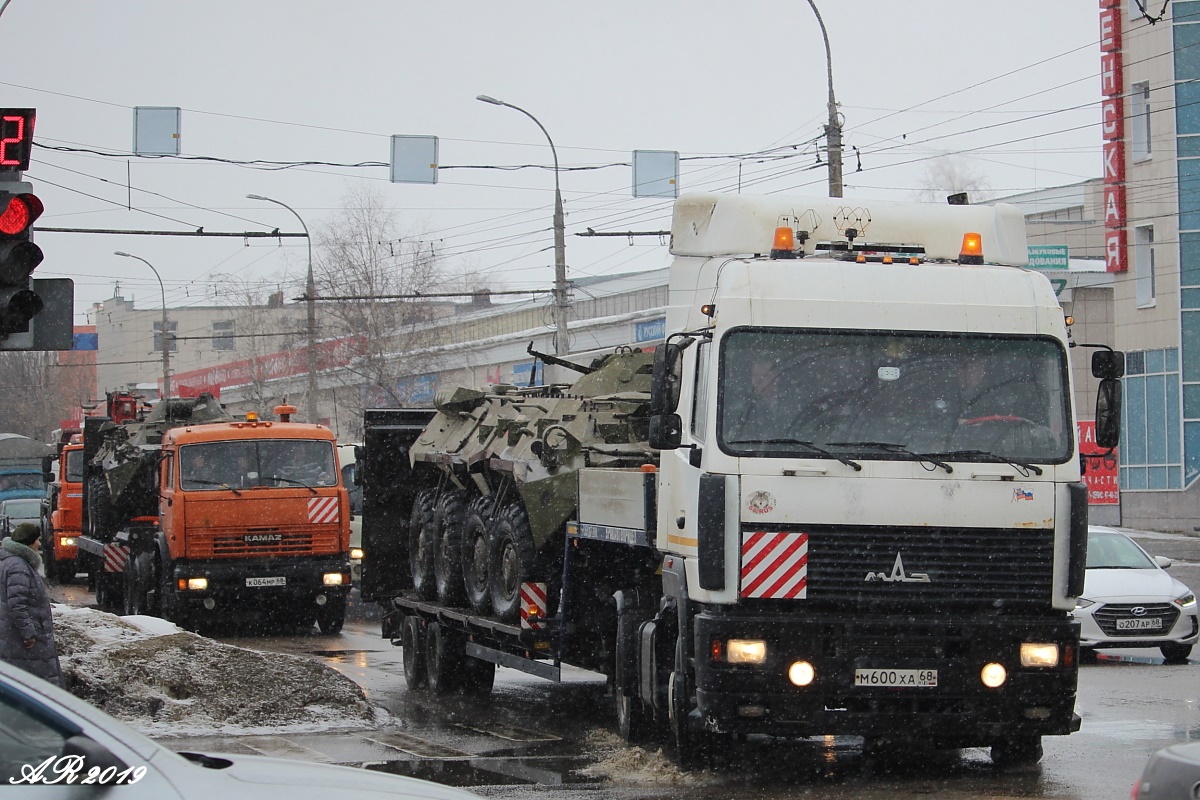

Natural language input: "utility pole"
[806,0,843,198]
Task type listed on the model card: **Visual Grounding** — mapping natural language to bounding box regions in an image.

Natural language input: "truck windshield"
[718,329,1072,464]
[180,440,337,491]
[65,450,84,483]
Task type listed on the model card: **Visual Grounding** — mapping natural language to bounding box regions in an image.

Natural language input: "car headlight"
[1074,597,1095,609]
[1173,592,1196,609]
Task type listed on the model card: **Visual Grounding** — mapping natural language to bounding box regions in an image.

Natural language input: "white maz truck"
[361,192,1123,770]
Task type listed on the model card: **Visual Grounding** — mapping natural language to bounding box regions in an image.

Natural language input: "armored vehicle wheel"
[434,490,469,606]
[401,616,427,690]
[408,488,438,600]
[488,501,536,623]
[461,654,496,696]
[317,595,347,634]
[461,497,494,614]
[86,476,115,538]
[425,621,464,694]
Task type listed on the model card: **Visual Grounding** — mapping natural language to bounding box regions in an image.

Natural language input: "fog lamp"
[788,661,816,687]
[1020,643,1060,668]
[981,662,1007,688]
[726,639,767,664]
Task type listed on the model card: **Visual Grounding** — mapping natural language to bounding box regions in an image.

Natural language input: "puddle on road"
[364,756,590,786]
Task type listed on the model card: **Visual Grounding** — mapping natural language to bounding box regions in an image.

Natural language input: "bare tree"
[914,155,994,204]
[312,183,459,420]
[0,351,77,439]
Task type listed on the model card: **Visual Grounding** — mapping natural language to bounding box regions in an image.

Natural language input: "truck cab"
[42,441,84,583]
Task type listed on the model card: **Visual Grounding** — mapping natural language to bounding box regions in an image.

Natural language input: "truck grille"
[185,527,339,558]
[1093,603,1179,637]
[800,526,1054,609]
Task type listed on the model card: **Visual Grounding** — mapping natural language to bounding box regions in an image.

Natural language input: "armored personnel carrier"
[407,345,656,621]
[83,393,232,539]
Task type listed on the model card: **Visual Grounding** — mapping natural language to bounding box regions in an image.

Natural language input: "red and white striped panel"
[520,582,548,630]
[308,496,339,524]
[103,543,131,573]
[740,531,808,599]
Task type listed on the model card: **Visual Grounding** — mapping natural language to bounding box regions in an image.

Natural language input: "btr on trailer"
[361,192,1124,769]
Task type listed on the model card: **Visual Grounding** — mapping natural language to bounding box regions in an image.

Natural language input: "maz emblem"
[865,553,931,583]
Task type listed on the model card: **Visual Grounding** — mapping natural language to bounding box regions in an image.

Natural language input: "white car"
[0,660,480,799]
[1072,526,1198,663]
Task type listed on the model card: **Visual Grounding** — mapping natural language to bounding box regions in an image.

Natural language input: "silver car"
[0,497,41,536]
[1072,526,1198,663]
[0,660,480,799]
[1132,741,1200,799]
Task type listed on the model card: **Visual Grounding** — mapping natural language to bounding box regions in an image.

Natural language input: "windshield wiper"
[259,475,318,494]
[727,439,862,471]
[928,449,1043,476]
[182,478,242,495]
[828,441,953,474]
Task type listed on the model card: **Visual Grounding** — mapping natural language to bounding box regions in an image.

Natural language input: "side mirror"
[1095,378,1122,449]
[649,414,683,450]
[1092,350,1125,379]
[41,455,55,484]
[651,336,694,414]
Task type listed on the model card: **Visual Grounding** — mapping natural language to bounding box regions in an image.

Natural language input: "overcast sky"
[6,1,1104,325]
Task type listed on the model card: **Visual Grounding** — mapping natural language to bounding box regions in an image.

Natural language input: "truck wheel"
[401,616,428,690]
[433,490,469,606]
[616,691,652,743]
[990,735,1043,769]
[488,501,536,623]
[409,489,437,600]
[55,559,76,586]
[122,556,143,616]
[668,637,711,771]
[461,497,494,615]
[425,622,464,694]
[461,655,496,696]
[317,596,347,634]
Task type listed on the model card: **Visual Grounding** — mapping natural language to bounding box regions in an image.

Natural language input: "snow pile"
[574,730,697,785]
[53,605,380,737]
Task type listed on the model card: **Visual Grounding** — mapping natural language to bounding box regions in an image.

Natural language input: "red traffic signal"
[0,192,44,284]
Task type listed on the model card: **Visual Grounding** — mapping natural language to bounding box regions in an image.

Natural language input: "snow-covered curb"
[53,605,383,737]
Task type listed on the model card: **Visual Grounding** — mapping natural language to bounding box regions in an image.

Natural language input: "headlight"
[59,536,76,547]
[349,548,365,561]
[980,662,1007,688]
[179,577,208,591]
[1174,592,1196,609]
[323,572,346,586]
[1020,643,1060,668]
[726,639,768,664]
[1074,597,1095,609]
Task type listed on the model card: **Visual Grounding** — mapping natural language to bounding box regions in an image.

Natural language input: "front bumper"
[692,609,1080,748]
[1073,605,1199,649]
[167,556,351,611]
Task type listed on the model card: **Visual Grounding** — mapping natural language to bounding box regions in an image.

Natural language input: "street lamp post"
[114,251,171,401]
[476,94,570,358]
[247,194,318,424]
[806,0,843,198]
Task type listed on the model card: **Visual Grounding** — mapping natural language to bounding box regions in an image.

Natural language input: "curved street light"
[805,0,843,198]
[476,94,570,357]
[247,193,318,424]
[114,251,171,401]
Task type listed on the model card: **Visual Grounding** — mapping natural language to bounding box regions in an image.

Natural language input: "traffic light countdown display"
[0,108,73,350]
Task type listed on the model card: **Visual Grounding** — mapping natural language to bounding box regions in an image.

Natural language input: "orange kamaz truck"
[79,401,352,633]
[40,437,84,584]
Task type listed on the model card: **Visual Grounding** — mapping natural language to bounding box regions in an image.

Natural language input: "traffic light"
[0,188,44,338]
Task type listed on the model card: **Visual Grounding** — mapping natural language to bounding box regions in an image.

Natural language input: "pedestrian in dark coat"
[0,522,62,686]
